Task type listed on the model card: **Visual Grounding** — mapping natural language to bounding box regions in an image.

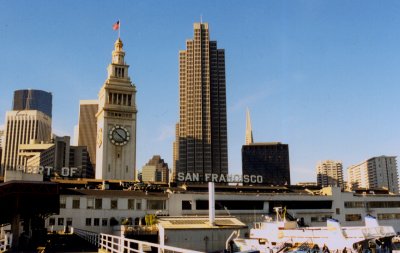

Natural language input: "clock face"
[109,125,130,146]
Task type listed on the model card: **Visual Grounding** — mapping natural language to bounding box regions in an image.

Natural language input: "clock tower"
[95,38,137,180]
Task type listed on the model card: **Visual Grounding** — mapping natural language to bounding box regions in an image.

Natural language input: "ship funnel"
[209,182,215,225]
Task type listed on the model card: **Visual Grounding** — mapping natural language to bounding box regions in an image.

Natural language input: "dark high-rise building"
[13,89,53,118]
[174,22,228,182]
[242,142,291,185]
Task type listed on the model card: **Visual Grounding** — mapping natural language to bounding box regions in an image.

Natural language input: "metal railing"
[73,227,203,253]
[73,227,99,246]
[99,233,204,253]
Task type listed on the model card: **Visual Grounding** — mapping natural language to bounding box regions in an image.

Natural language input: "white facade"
[1,110,51,175]
[47,186,400,234]
[316,160,344,188]
[348,156,399,193]
[95,38,137,180]
[47,189,167,234]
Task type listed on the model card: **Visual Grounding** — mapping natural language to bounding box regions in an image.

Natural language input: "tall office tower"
[316,160,344,188]
[1,110,51,175]
[174,22,228,182]
[78,100,98,170]
[141,155,169,184]
[172,123,179,182]
[347,156,398,193]
[242,142,291,185]
[245,108,253,145]
[13,89,53,118]
[96,38,137,180]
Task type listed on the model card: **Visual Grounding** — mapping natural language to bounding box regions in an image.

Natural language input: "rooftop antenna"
[200,14,203,24]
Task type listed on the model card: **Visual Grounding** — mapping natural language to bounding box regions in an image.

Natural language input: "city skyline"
[1,1,399,183]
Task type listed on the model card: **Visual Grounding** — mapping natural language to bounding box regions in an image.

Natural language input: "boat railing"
[296,239,313,251]
[276,239,293,253]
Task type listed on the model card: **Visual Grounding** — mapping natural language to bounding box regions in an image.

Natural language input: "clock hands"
[109,126,129,146]
[115,130,126,140]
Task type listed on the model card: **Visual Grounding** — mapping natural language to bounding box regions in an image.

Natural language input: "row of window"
[344,201,400,208]
[345,213,400,221]
[49,217,111,227]
[108,92,132,106]
[60,197,166,211]
[49,217,73,226]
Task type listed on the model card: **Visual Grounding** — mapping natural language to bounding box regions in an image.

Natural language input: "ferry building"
[46,182,400,234]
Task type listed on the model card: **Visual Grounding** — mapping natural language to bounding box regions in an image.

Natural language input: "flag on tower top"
[113,21,120,30]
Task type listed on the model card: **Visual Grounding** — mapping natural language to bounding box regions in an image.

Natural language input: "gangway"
[74,228,204,253]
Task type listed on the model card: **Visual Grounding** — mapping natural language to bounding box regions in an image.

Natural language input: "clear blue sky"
[1,1,399,183]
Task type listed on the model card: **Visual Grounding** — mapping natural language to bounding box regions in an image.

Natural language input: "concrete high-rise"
[174,22,228,182]
[95,38,137,180]
[13,89,52,118]
[316,160,344,188]
[1,110,52,175]
[347,156,398,193]
[78,100,98,170]
[141,155,169,184]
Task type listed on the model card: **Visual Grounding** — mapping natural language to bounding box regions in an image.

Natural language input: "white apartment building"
[316,160,344,188]
[348,156,399,193]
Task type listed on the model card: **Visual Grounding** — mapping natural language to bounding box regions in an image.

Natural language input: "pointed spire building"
[245,108,253,145]
[242,109,291,185]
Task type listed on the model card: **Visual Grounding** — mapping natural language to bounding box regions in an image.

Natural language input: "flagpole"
[119,20,121,38]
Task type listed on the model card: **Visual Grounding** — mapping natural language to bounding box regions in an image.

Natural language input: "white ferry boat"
[231,208,396,252]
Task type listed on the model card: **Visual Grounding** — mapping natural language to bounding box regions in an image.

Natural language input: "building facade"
[46,185,400,234]
[347,156,399,193]
[1,110,52,175]
[95,38,137,180]
[242,142,291,185]
[174,22,228,182]
[78,100,98,171]
[70,146,93,178]
[47,189,168,234]
[141,155,169,184]
[13,89,52,118]
[316,160,344,189]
